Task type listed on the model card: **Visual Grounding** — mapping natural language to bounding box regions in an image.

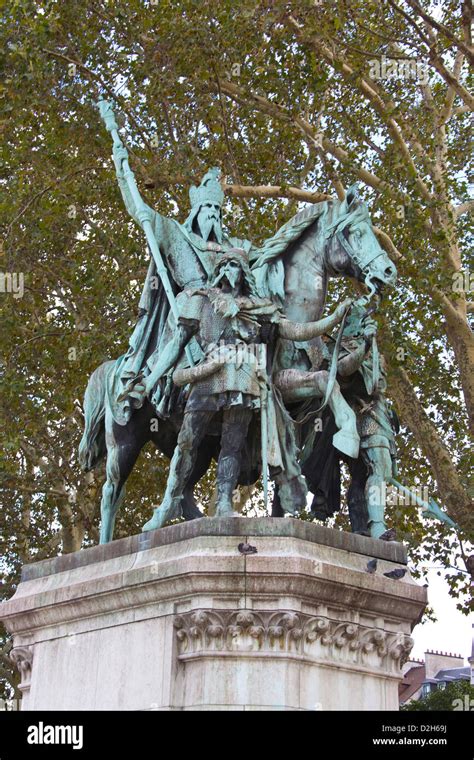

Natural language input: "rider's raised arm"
[116,175,141,221]
[113,144,171,237]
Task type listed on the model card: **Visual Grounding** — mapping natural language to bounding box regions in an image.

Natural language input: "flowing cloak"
[107,212,252,425]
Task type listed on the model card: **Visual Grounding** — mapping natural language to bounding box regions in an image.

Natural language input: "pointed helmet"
[189,167,225,209]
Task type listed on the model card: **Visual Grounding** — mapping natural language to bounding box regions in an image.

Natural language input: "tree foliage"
[402,680,474,711]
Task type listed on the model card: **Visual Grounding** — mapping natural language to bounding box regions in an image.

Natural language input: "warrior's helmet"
[211,248,258,296]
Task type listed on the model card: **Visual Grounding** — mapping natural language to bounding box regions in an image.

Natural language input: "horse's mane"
[251,200,330,267]
[249,198,370,302]
[250,200,331,302]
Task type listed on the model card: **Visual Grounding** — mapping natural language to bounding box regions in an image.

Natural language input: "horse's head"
[324,184,397,296]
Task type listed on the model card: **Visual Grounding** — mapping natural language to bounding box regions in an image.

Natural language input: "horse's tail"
[78,360,114,471]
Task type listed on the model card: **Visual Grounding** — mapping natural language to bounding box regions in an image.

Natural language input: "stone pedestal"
[1,518,427,711]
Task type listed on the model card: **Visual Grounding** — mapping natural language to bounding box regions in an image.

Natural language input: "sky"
[411,569,473,664]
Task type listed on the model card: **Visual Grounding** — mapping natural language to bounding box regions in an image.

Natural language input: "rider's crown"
[189,167,225,209]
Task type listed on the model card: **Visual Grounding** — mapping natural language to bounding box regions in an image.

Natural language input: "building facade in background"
[400,638,473,706]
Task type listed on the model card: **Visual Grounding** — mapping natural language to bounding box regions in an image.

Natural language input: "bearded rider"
[110,156,253,423]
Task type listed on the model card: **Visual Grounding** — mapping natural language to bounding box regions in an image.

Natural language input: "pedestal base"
[1,518,427,711]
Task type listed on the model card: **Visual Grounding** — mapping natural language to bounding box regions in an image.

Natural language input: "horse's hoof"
[332,430,359,459]
[143,497,183,531]
[142,508,173,531]
[182,504,204,521]
[142,515,166,531]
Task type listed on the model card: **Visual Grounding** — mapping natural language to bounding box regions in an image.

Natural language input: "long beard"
[212,268,240,290]
[199,215,223,243]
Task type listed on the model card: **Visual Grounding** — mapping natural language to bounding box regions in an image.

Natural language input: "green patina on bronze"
[78,101,455,544]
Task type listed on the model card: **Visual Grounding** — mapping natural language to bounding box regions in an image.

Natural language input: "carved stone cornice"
[174,610,413,673]
[1,520,426,641]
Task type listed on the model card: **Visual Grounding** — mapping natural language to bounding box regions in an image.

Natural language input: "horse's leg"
[99,410,144,544]
[364,446,390,539]
[347,456,370,535]
[275,369,359,459]
[181,488,203,521]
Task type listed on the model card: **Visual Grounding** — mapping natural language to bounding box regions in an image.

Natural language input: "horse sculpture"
[79,186,397,543]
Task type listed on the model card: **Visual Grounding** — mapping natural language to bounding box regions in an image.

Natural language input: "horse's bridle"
[327,226,385,298]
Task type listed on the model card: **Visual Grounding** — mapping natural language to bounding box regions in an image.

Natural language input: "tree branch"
[284,14,434,202]
[216,78,394,197]
[222,182,330,204]
[440,51,466,124]
[387,362,473,530]
[405,0,474,67]
[433,288,474,434]
[455,200,474,218]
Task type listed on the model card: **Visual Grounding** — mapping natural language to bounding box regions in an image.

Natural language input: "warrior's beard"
[212,266,241,290]
[198,215,223,243]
